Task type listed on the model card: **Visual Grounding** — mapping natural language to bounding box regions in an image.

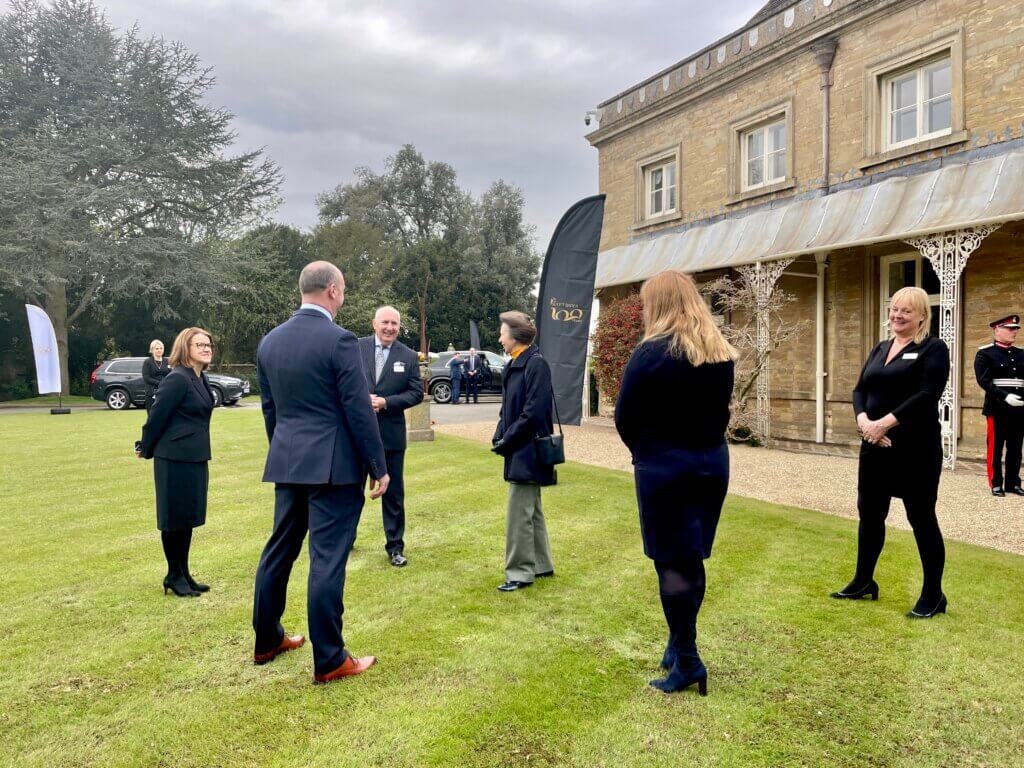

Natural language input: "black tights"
[853,491,945,610]
[160,528,193,579]
[654,558,706,671]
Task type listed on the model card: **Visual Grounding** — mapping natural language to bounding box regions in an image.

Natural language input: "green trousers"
[505,482,553,583]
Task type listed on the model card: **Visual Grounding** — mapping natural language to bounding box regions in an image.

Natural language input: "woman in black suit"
[142,339,170,412]
[137,327,215,597]
[833,286,950,618]
[614,270,737,695]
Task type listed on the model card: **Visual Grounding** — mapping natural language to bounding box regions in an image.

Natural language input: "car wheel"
[430,381,452,404]
[225,399,239,407]
[210,387,223,408]
[106,388,130,410]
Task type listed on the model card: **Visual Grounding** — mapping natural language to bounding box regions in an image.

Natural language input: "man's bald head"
[298,261,345,316]
[373,305,401,345]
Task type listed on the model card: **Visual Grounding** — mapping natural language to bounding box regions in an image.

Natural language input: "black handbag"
[533,386,565,466]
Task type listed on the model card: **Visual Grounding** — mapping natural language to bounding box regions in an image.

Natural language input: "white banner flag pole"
[25,304,69,413]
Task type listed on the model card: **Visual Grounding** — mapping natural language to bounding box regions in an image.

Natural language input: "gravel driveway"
[436,416,1024,557]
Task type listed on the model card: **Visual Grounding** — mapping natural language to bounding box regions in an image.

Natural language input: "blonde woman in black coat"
[138,327,215,597]
[142,339,170,412]
[615,270,737,696]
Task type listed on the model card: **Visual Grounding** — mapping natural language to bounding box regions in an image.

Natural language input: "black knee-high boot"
[651,559,708,695]
[162,530,197,597]
[179,528,209,592]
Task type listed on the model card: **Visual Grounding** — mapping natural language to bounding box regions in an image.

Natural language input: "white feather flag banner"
[25,305,62,394]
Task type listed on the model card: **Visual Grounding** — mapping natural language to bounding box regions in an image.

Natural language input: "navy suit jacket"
[257,308,386,485]
[140,365,214,462]
[358,336,424,452]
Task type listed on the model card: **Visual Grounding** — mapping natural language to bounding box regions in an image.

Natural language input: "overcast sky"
[78,0,764,246]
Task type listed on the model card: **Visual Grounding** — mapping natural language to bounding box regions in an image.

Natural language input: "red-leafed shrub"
[592,292,644,403]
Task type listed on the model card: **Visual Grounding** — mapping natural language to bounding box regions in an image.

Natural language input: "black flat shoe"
[830,580,879,601]
[907,594,947,618]
[1010,487,1024,496]
[389,552,408,567]
[992,487,1006,497]
[497,581,532,592]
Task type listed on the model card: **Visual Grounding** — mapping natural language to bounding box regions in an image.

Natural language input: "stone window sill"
[631,210,683,232]
[858,129,969,171]
[727,178,797,206]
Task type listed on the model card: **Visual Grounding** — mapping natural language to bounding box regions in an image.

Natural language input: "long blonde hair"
[640,270,738,365]
[889,286,931,344]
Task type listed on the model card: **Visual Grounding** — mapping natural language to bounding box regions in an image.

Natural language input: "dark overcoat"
[492,345,556,486]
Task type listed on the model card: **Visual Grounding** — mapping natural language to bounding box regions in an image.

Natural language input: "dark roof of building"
[748,0,794,26]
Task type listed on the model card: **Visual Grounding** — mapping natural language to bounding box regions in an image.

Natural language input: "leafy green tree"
[0,0,281,392]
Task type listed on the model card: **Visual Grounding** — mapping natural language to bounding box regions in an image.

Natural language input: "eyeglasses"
[192,342,214,350]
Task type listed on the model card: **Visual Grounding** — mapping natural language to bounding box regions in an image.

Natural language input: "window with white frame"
[644,160,677,219]
[883,55,952,150]
[741,119,787,191]
[879,253,941,341]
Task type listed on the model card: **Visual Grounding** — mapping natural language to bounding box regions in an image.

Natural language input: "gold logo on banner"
[549,298,586,323]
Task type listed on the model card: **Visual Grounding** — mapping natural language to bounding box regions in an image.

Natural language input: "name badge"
[393,362,405,373]
[902,352,919,360]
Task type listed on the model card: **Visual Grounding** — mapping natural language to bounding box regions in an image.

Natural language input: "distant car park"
[89,357,250,410]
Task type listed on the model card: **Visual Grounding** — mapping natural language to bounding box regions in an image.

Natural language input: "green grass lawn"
[0,395,97,407]
[2,409,1023,767]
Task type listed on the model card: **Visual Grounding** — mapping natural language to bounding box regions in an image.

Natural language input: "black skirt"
[858,438,942,504]
[154,458,208,531]
[633,443,729,562]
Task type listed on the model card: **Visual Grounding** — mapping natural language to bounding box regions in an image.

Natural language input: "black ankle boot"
[650,659,708,695]
[163,573,198,597]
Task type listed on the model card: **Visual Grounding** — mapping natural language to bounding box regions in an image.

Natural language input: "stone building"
[586,0,1024,467]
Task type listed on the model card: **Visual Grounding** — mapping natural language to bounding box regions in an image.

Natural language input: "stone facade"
[588,0,1024,462]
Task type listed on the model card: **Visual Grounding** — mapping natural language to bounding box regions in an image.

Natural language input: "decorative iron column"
[737,257,795,442]
[905,226,999,468]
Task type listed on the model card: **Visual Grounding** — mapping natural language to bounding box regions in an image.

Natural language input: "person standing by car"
[137,327,216,598]
[359,306,423,567]
[491,312,556,592]
[448,352,464,404]
[464,348,484,404]
[614,270,736,696]
[142,339,170,412]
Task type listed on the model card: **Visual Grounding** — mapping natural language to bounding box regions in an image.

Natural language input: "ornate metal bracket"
[737,257,795,442]
[904,225,1000,469]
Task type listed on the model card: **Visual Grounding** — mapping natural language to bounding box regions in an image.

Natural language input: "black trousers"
[382,449,406,555]
[252,483,364,676]
[986,414,1024,490]
[464,375,480,402]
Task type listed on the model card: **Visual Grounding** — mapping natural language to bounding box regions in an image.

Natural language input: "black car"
[427,350,506,404]
[89,357,250,410]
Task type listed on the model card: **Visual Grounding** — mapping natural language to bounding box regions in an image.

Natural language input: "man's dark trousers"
[382,450,406,555]
[465,375,480,403]
[253,482,363,676]
[988,413,1024,490]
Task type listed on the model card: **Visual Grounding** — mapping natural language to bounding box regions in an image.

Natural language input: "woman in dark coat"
[833,286,951,618]
[137,327,215,597]
[142,339,170,412]
[615,270,737,696]
[491,311,556,593]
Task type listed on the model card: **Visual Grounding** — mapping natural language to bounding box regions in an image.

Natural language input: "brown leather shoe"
[254,633,306,665]
[312,654,377,684]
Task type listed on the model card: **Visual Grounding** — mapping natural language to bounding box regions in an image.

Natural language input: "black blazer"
[140,365,214,462]
[853,335,950,453]
[614,338,734,458]
[257,308,386,485]
[464,354,486,380]
[142,357,170,394]
[358,336,424,451]
[492,345,555,486]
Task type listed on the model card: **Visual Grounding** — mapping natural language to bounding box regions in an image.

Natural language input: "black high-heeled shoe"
[650,661,708,695]
[907,594,947,618]
[163,575,199,597]
[184,573,210,593]
[830,580,879,601]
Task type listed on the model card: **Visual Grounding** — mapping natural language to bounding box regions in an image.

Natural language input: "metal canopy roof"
[595,150,1024,289]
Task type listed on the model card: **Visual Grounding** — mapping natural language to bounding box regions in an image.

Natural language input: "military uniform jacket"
[974,343,1024,417]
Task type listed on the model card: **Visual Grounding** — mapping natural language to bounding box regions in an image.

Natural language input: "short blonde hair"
[889,286,931,343]
[640,270,738,366]
[168,327,213,370]
[149,339,164,354]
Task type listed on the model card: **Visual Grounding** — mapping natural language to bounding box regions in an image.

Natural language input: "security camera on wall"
[584,110,600,129]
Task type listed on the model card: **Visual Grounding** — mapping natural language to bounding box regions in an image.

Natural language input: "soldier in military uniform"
[974,314,1024,497]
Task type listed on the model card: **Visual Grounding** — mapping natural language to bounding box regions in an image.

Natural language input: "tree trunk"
[418,295,428,355]
[41,281,71,396]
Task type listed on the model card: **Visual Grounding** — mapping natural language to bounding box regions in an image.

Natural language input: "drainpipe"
[814,253,828,443]
[811,39,838,194]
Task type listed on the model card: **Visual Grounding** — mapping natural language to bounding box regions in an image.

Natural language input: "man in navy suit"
[359,307,423,567]
[251,261,389,685]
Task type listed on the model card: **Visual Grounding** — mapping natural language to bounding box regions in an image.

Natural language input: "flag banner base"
[50,408,71,415]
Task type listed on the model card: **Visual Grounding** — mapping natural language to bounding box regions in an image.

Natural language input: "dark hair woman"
[137,327,216,597]
[833,286,951,618]
[491,311,556,593]
[614,270,738,695]
[142,339,170,412]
